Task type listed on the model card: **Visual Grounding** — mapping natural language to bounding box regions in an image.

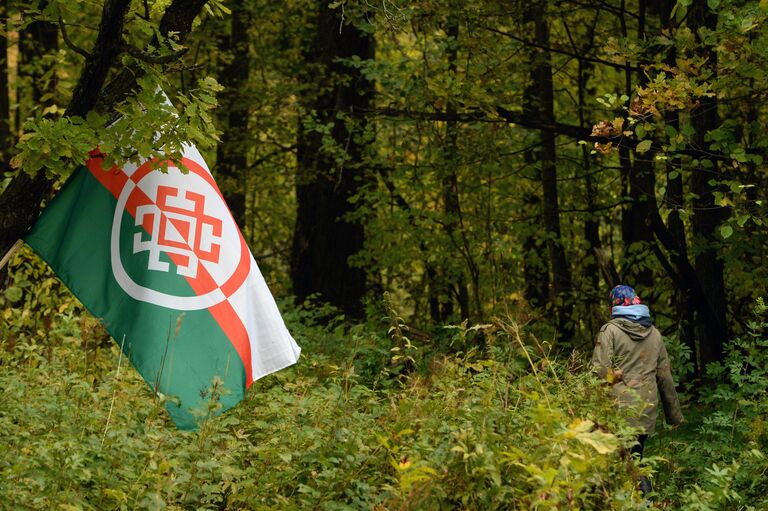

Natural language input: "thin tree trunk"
[291,2,373,318]
[659,0,697,377]
[0,0,10,158]
[578,58,603,334]
[521,20,548,310]
[532,0,573,340]
[216,4,250,228]
[442,15,470,322]
[622,0,656,291]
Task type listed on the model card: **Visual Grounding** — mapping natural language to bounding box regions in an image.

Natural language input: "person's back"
[592,285,683,498]
[594,317,682,434]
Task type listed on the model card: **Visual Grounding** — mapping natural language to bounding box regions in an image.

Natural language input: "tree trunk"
[521,94,548,308]
[291,3,373,319]
[442,16,471,322]
[689,0,727,366]
[622,0,655,291]
[521,21,548,311]
[578,58,603,334]
[24,5,58,110]
[625,153,656,291]
[530,0,573,340]
[0,5,60,280]
[216,4,250,228]
[0,0,10,158]
[657,0,697,376]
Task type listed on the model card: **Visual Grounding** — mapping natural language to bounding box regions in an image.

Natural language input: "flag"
[24,144,301,429]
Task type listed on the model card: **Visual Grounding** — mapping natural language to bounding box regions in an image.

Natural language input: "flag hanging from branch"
[25,144,301,430]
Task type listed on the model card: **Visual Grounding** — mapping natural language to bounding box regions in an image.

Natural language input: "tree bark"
[0,0,10,158]
[441,15,471,322]
[619,0,655,291]
[577,57,603,335]
[521,91,548,308]
[0,2,61,280]
[529,0,573,340]
[689,0,727,366]
[657,0,697,376]
[291,2,373,319]
[216,4,250,228]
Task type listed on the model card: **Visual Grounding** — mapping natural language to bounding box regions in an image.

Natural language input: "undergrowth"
[1,257,768,509]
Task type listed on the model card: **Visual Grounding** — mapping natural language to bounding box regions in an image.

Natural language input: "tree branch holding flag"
[0,0,217,267]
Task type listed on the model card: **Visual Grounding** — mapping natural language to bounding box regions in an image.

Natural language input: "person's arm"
[656,341,684,425]
[592,325,616,381]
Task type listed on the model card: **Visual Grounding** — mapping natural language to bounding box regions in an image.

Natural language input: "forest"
[1,0,768,509]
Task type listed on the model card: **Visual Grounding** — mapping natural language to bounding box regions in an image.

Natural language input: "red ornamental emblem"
[134,185,223,278]
[110,157,251,310]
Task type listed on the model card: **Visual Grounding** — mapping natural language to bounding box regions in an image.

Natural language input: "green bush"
[651,299,768,510]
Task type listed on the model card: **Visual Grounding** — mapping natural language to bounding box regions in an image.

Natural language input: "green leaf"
[720,224,733,239]
[665,125,678,139]
[635,139,652,154]
[4,286,22,303]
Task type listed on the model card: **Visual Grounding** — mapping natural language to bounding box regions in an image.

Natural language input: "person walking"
[592,284,684,498]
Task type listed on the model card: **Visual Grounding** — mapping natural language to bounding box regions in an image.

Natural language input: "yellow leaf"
[565,418,594,438]
[577,430,619,454]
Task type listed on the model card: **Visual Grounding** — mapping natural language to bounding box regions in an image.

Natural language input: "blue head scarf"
[609,285,652,326]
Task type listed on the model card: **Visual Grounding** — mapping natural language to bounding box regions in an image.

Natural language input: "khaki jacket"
[592,318,684,434]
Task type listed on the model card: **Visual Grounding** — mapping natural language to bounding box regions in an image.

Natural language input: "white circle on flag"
[111,158,250,310]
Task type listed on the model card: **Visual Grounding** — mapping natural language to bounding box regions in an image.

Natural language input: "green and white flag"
[25,144,301,429]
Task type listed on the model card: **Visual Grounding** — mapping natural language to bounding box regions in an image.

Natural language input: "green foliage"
[650,299,768,509]
[12,76,224,179]
[4,255,768,509]
[1,277,653,509]
[5,0,768,508]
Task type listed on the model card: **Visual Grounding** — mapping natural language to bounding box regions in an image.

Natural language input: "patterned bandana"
[609,285,642,307]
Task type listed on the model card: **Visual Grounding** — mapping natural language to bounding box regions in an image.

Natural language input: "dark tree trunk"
[216,4,250,228]
[689,0,727,366]
[521,23,548,310]
[523,6,550,309]
[530,0,573,340]
[577,58,603,334]
[0,0,10,157]
[24,6,58,110]
[576,58,600,289]
[442,16,471,322]
[625,154,656,291]
[622,0,655,291]
[521,191,548,309]
[0,6,60,278]
[657,0,697,376]
[291,3,373,319]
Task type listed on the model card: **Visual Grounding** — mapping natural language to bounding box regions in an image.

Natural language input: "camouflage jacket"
[592,318,684,434]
